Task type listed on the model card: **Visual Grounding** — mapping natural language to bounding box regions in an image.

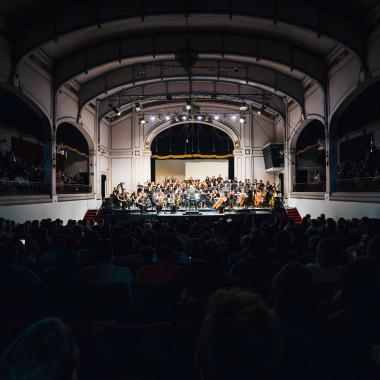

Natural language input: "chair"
[79,283,130,321]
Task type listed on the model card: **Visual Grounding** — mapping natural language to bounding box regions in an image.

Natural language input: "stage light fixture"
[214,115,220,120]
[139,117,146,124]
[239,115,245,123]
[185,102,192,111]
[135,102,142,112]
[239,104,248,112]
[182,115,188,121]
[150,115,156,121]
[231,115,237,120]
[165,115,171,121]
[112,106,121,116]
[258,105,266,115]
[196,115,203,120]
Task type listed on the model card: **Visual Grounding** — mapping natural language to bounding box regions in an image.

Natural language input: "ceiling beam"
[13,1,365,64]
[78,59,304,114]
[97,79,286,120]
[53,32,327,91]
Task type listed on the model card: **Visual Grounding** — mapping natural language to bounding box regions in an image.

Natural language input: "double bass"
[212,194,227,209]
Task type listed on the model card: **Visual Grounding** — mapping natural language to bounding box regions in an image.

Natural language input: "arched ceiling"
[97,79,285,120]
[1,0,378,120]
[79,59,303,114]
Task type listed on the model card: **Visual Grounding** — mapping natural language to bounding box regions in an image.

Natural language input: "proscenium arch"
[78,60,304,115]
[55,117,95,152]
[13,2,365,65]
[53,32,327,92]
[145,120,241,151]
[97,80,286,121]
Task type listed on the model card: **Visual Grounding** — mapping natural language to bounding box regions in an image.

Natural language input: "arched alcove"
[292,119,326,192]
[0,86,51,194]
[56,123,91,193]
[329,80,380,192]
[150,122,234,182]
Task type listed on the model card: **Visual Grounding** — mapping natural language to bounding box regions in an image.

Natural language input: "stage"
[99,206,283,225]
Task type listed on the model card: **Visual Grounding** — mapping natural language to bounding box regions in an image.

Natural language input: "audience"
[0,213,379,380]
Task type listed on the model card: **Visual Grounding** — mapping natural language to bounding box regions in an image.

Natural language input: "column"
[233,149,243,181]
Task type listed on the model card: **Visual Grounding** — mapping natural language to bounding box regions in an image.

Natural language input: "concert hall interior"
[0,1,380,380]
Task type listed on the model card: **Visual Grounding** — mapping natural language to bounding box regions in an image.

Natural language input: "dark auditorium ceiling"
[1,0,378,119]
[0,0,378,24]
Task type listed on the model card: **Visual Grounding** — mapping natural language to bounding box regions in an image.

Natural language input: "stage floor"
[100,207,277,224]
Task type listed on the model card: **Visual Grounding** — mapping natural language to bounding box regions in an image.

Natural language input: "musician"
[136,194,147,214]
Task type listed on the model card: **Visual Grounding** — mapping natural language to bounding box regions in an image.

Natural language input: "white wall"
[155,159,229,182]
[288,197,380,220]
[156,160,186,182]
[0,199,102,224]
[186,159,228,180]
[18,59,52,120]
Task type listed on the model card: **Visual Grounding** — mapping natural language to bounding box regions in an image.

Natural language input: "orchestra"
[111,176,282,214]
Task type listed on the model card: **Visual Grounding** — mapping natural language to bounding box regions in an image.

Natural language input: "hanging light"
[239,115,245,123]
[135,102,142,112]
[185,101,192,111]
[231,115,237,121]
[165,115,171,121]
[112,106,121,116]
[239,103,248,112]
[150,115,156,122]
[196,115,203,121]
[139,116,146,124]
[182,115,188,121]
[214,115,220,120]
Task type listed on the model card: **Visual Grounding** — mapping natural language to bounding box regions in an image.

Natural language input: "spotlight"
[185,102,192,111]
[239,104,248,112]
[214,115,220,120]
[135,102,141,112]
[196,115,203,120]
[182,115,188,121]
[165,115,171,121]
[239,115,245,123]
[258,105,266,115]
[139,117,146,124]
[231,115,237,121]
[150,115,156,121]
[112,106,121,116]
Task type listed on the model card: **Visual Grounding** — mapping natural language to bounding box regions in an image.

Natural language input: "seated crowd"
[338,149,380,180]
[56,171,86,186]
[0,150,43,183]
[0,213,380,380]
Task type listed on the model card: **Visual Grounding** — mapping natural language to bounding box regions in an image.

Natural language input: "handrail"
[56,183,92,194]
[0,180,50,195]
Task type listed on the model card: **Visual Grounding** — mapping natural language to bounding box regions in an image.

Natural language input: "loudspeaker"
[263,144,284,170]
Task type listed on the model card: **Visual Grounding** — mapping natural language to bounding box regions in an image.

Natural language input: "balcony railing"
[293,182,326,192]
[0,181,50,195]
[335,177,380,192]
[56,183,92,194]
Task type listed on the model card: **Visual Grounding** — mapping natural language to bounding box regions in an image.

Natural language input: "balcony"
[335,177,380,192]
[0,181,50,196]
[56,183,92,194]
[292,182,326,192]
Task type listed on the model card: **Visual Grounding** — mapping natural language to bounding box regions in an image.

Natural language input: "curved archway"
[151,122,235,182]
[292,119,326,192]
[0,85,52,194]
[329,79,380,192]
[55,122,91,193]
[56,117,95,151]
[145,119,240,150]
